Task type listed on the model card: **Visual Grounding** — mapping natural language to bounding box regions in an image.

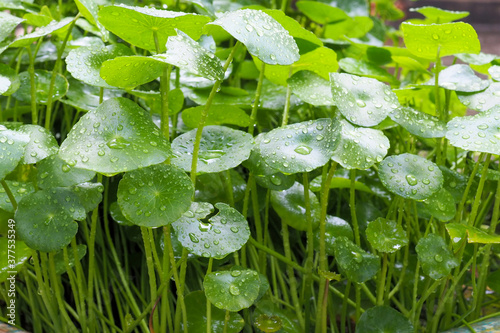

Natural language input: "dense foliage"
[1,0,500,332]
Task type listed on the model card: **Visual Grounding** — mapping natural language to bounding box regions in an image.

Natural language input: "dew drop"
[405,174,418,186]
[229,284,240,296]
[294,145,312,155]
[188,233,199,243]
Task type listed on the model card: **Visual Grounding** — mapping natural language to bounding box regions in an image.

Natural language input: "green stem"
[26,39,42,125]
[248,62,265,136]
[350,170,360,245]
[206,257,214,333]
[153,30,171,141]
[281,67,293,127]
[468,154,491,226]
[190,42,240,185]
[1,180,17,211]
[141,227,158,331]
[377,253,388,305]
[455,153,484,223]
[302,173,314,332]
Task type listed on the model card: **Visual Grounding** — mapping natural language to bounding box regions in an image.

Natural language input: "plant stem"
[190,42,240,185]
[302,172,314,332]
[281,67,293,127]
[206,257,214,333]
[1,180,17,211]
[153,30,171,141]
[248,62,265,136]
[141,227,158,331]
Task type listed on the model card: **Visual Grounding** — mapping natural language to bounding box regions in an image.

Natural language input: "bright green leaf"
[182,104,250,128]
[288,71,333,106]
[18,124,58,164]
[0,238,30,283]
[338,58,397,84]
[296,1,348,25]
[417,188,456,221]
[9,17,75,48]
[100,56,166,89]
[0,126,30,180]
[0,180,34,213]
[0,12,24,44]
[37,154,96,189]
[446,223,500,244]
[409,6,468,24]
[389,107,447,138]
[424,64,489,92]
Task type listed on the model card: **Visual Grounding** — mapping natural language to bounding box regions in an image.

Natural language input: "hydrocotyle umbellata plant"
[1,0,500,332]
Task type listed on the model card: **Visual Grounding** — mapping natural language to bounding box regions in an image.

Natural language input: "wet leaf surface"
[0,180,34,212]
[9,17,75,48]
[0,237,30,283]
[171,125,253,174]
[15,187,86,252]
[37,154,96,188]
[206,9,299,65]
[330,73,399,127]
[13,70,68,104]
[172,202,250,258]
[366,217,408,253]
[333,236,380,283]
[182,104,250,128]
[446,223,500,245]
[203,268,260,311]
[18,124,58,164]
[62,78,123,111]
[417,188,456,221]
[378,153,443,200]
[254,300,301,333]
[457,81,500,112]
[356,306,414,333]
[313,215,353,255]
[0,126,30,180]
[59,97,171,175]
[270,182,320,231]
[424,64,489,92]
[0,12,24,44]
[446,107,500,154]
[53,244,87,274]
[71,182,103,212]
[288,71,333,106]
[389,106,446,138]
[331,119,389,170]
[338,57,397,84]
[117,164,193,228]
[0,63,20,96]
[415,234,458,280]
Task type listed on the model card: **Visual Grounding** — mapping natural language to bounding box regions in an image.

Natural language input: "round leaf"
[313,215,353,255]
[71,182,103,212]
[331,119,389,170]
[66,43,133,88]
[257,118,339,174]
[15,188,85,252]
[203,269,260,311]
[59,97,171,175]
[98,4,210,52]
[100,56,166,89]
[366,218,408,253]
[171,125,253,174]
[172,202,250,258]
[19,124,58,164]
[0,63,20,96]
[13,70,68,104]
[446,107,500,154]
[378,153,443,200]
[0,126,30,180]
[9,17,75,48]
[330,73,399,127]
[415,234,458,280]
[417,188,456,222]
[356,306,414,333]
[0,180,34,213]
[182,104,250,128]
[0,238,30,283]
[489,65,500,81]
[424,64,489,92]
[117,164,193,228]
[270,181,320,231]
[457,81,500,112]
[296,1,348,25]
[401,22,480,59]
[333,236,380,283]
[206,9,299,65]
[183,291,245,333]
[389,106,446,138]
[338,58,397,84]
[37,154,96,189]
[63,78,123,112]
[288,71,333,106]
[409,6,468,24]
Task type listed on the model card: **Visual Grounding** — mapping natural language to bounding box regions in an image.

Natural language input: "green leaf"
[378,153,443,200]
[100,56,166,90]
[159,29,224,81]
[489,65,500,81]
[59,97,171,175]
[0,63,20,96]
[389,107,447,138]
[401,22,480,59]
[15,188,86,252]
[333,236,380,283]
[288,71,333,106]
[66,43,133,88]
[0,126,30,180]
[62,78,123,112]
[0,238,31,283]
[446,223,500,244]
[415,234,458,280]
[424,64,489,92]
[439,166,469,203]
[171,125,253,174]
[310,175,373,194]
[204,268,260,311]
[296,1,348,25]
[0,180,34,213]
[338,58,397,84]
[206,9,299,65]
[331,119,389,170]
[457,81,500,112]
[366,218,408,253]
[356,306,414,333]
[13,70,68,104]
[172,202,250,259]
[256,118,339,174]
[417,188,456,222]
[117,164,193,228]
[71,182,103,212]
[270,181,320,231]
[254,300,302,333]
[128,88,184,115]
[182,104,250,128]
[183,291,245,333]
[330,73,399,127]
[53,244,86,275]
[446,107,500,154]
[324,16,373,40]
[98,4,210,52]
[409,6,468,24]
[37,154,96,189]
[194,170,246,204]
[255,172,295,191]
[9,17,75,48]
[313,215,353,255]
[18,124,58,164]
[0,12,24,44]
[456,53,497,66]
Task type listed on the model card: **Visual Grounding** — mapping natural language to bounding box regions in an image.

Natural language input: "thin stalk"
[456,154,484,223]
[281,67,293,127]
[248,62,265,135]
[302,173,314,332]
[1,180,17,211]
[26,38,43,125]
[206,257,214,333]
[190,43,240,185]
[45,15,79,129]
[350,170,360,245]
[142,227,159,331]
[468,154,491,226]
[377,253,388,305]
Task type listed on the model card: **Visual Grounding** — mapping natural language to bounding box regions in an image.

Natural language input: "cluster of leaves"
[1,0,500,332]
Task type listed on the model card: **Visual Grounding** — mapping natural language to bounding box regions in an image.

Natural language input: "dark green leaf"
[417,188,456,222]
[71,182,103,212]
[333,236,380,283]
[313,215,353,255]
[0,180,34,213]
[0,126,30,180]
[19,124,58,164]
[366,218,408,253]
[53,244,86,275]
[0,238,30,283]
[37,154,96,189]
[356,306,413,333]
[415,234,458,280]
[13,70,68,104]
[0,63,20,96]
[288,71,333,106]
